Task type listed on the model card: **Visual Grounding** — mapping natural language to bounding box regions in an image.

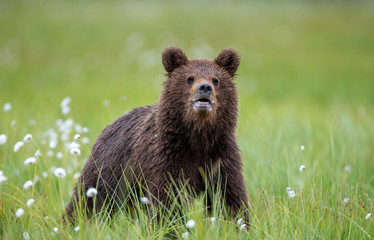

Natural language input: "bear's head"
[160,46,240,131]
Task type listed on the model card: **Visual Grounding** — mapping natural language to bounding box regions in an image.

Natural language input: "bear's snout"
[197,83,213,96]
[192,82,215,114]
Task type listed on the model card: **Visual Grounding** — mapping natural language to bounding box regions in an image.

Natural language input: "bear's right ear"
[162,46,188,73]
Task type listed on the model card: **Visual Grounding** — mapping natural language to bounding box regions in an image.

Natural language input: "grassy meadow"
[1,0,374,239]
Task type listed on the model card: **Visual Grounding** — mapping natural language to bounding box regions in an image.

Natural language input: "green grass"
[1,0,374,239]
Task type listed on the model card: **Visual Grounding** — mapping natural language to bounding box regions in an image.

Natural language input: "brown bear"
[65,46,249,226]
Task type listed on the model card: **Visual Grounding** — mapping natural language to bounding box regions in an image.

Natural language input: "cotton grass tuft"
[86,187,98,198]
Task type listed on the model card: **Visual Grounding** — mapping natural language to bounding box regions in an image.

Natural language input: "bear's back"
[81,106,155,183]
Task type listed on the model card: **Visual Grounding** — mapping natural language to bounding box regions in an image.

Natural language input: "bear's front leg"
[220,150,250,226]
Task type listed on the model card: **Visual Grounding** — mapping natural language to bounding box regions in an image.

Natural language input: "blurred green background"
[0,0,373,238]
[1,0,373,124]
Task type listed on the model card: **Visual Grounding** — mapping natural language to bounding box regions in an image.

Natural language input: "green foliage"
[0,0,373,239]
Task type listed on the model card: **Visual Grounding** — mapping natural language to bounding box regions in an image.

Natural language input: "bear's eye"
[187,76,194,85]
[212,78,219,86]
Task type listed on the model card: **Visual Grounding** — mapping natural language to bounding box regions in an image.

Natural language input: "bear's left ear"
[214,49,240,77]
[162,46,188,73]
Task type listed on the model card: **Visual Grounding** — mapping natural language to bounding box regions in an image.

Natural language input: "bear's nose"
[198,83,213,95]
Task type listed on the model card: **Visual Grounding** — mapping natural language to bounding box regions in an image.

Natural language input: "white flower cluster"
[0,134,7,145]
[14,141,24,152]
[237,218,247,231]
[27,199,35,207]
[186,219,195,228]
[68,141,81,156]
[13,134,33,153]
[0,170,7,184]
[299,165,306,171]
[24,157,36,165]
[23,232,30,239]
[15,208,25,218]
[86,187,98,198]
[3,102,12,112]
[286,187,296,198]
[61,96,71,116]
[140,196,149,204]
[23,180,33,189]
[23,134,32,142]
[54,168,67,178]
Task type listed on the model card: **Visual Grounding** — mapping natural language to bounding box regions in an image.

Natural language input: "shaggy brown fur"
[65,46,249,225]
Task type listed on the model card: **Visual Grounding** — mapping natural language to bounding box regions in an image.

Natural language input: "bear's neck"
[155,102,236,154]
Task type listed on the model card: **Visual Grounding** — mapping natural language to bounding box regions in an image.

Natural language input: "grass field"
[1,0,374,239]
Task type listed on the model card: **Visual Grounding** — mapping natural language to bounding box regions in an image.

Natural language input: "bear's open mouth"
[193,98,212,112]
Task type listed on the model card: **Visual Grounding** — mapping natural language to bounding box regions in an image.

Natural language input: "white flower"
[68,141,80,149]
[300,145,305,151]
[343,198,350,203]
[344,165,351,173]
[0,175,7,183]
[61,96,71,108]
[3,102,12,112]
[210,217,216,225]
[47,150,54,157]
[49,139,57,149]
[103,100,110,107]
[56,152,63,159]
[182,231,189,239]
[86,187,98,198]
[23,180,33,189]
[74,134,80,140]
[42,172,48,178]
[140,196,149,204]
[23,232,30,239]
[53,227,59,234]
[288,190,296,198]
[35,150,42,157]
[24,157,36,165]
[0,134,7,145]
[74,124,83,133]
[239,223,246,231]
[23,134,32,142]
[15,208,25,218]
[62,106,70,115]
[82,137,90,144]
[74,226,80,232]
[54,168,66,178]
[73,172,81,179]
[60,97,71,115]
[70,147,81,156]
[27,199,35,207]
[365,213,372,220]
[286,187,291,192]
[45,216,49,220]
[237,218,243,225]
[14,141,24,152]
[83,127,89,133]
[299,165,306,171]
[186,219,195,228]
[11,119,17,127]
